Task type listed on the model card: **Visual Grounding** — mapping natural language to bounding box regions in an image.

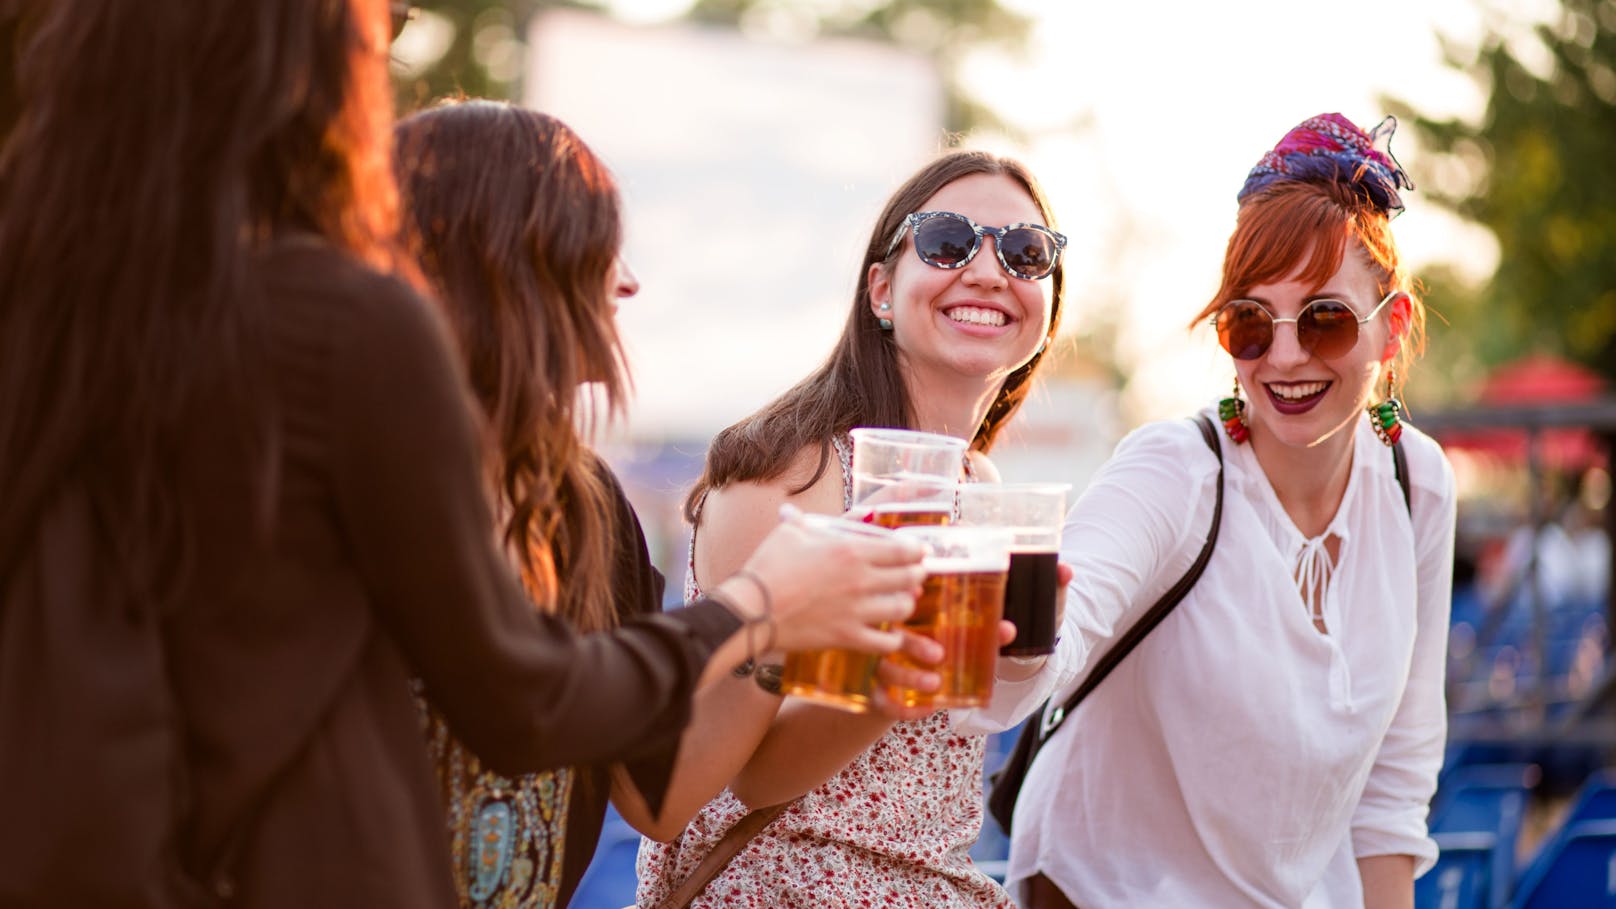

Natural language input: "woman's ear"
[1380,291,1411,363]
[867,261,891,320]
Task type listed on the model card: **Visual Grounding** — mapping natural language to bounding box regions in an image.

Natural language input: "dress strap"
[683,490,708,601]
[831,434,854,512]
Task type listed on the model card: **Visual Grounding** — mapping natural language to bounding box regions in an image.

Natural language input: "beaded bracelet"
[754,662,784,696]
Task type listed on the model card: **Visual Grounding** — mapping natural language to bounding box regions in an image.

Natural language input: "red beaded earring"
[1218,378,1249,443]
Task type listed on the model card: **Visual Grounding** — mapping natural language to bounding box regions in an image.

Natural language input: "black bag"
[985,416,1414,836]
[986,414,1224,836]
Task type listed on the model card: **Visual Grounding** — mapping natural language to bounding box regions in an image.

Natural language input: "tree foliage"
[683,0,1030,134]
[1385,0,1616,396]
[395,0,1029,132]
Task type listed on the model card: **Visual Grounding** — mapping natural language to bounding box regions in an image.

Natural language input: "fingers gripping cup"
[848,428,969,528]
[778,513,905,713]
[887,525,1012,709]
[955,483,1070,657]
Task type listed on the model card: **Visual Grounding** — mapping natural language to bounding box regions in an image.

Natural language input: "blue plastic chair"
[571,814,643,909]
[1551,770,1616,831]
[1427,763,1539,909]
[1505,770,1616,909]
[1417,832,1495,909]
[1508,819,1616,909]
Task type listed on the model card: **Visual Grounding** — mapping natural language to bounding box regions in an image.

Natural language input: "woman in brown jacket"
[0,1,923,907]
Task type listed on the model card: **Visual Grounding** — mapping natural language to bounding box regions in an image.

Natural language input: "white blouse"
[1006,408,1456,909]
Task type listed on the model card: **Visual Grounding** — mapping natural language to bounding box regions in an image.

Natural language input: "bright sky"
[500,0,1545,444]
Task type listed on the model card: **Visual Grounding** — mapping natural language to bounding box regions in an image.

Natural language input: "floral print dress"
[635,435,1011,909]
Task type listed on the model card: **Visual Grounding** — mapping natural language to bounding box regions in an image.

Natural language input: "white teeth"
[946,306,1007,327]
[1268,381,1327,401]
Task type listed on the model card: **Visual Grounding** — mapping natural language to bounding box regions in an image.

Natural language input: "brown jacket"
[41,243,734,907]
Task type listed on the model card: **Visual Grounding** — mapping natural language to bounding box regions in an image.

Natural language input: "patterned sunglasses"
[886,211,1066,281]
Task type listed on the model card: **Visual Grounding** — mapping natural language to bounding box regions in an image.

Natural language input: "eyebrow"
[1236,291,1351,306]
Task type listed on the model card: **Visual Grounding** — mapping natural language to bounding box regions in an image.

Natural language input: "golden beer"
[780,648,881,712]
[866,503,951,529]
[888,566,1008,709]
[780,508,952,713]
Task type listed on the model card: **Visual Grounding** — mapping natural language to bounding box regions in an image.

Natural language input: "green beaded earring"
[1369,367,1403,446]
[1218,378,1249,444]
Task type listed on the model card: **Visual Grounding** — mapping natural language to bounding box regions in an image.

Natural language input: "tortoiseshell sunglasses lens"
[1215,299,1364,361]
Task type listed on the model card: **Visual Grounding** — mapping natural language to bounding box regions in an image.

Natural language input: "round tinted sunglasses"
[886,211,1066,281]
[1212,290,1400,361]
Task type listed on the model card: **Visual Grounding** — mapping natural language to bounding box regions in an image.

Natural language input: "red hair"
[1192,181,1426,378]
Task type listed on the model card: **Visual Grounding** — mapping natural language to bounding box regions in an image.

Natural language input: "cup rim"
[794,511,900,540]
[848,426,970,453]
[956,481,1073,495]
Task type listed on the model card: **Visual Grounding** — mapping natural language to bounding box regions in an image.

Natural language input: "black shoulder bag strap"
[1392,437,1411,514]
[1036,412,1226,736]
[987,413,1225,834]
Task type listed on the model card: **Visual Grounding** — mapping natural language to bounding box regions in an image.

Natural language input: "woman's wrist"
[710,573,779,674]
[998,653,1047,681]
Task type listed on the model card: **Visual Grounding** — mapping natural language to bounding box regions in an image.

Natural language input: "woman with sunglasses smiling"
[1005,113,1456,909]
[637,151,1071,909]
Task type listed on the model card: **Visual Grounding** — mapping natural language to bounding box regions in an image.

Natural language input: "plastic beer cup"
[848,428,969,527]
[887,524,1011,709]
[955,483,1070,657]
[777,513,904,713]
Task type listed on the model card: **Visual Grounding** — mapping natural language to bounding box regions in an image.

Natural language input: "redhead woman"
[1007,113,1455,909]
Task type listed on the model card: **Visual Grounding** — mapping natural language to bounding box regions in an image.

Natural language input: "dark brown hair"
[1191,180,1426,379]
[394,101,626,633]
[684,150,1065,521]
[0,0,400,605]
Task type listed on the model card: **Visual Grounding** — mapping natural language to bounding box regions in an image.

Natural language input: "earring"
[1369,367,1403,446]
[877,302,893,331]
[1218,378,1249,444]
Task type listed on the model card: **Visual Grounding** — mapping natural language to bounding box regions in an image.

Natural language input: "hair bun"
[1238,113,1415,217]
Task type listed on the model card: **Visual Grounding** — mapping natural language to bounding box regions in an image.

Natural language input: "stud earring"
[877,302,893,331]
[1369,367,1403,446]
[1218,378,1249,444]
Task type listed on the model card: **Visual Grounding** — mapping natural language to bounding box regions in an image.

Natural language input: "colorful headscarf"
[1238,113,1414,217]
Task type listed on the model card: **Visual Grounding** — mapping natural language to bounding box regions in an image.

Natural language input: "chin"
[1251,406,1351,449]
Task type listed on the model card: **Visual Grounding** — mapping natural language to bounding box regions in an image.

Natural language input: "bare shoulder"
[694,443,846,590]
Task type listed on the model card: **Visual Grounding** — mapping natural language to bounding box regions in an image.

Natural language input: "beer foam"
[1007,528,1059,549]
[872,502,951,516]
[923,555,1008,573]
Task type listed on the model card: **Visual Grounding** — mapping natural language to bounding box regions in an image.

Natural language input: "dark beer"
[889,565,1007,709]
[1001,548,1060,656]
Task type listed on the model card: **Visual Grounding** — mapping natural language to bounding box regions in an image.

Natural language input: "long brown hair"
[394,101,626,633]
[1190,180,1427,380]
[685,150,1065,520]
[0,0,401,605]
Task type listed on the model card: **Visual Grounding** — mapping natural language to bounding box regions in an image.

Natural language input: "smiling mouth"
[945,306,1008,327]
[1265,381,1330,414]
[1268,381,1328,401]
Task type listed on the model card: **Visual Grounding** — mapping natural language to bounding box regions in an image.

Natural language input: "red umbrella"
[1439,355,1609,470]
[1477,354,1608,406]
